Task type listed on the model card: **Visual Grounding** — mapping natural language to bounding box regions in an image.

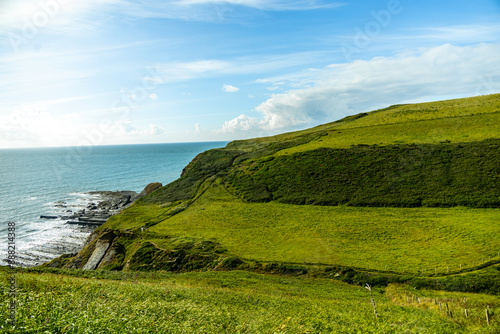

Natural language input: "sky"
[0,0,499,148]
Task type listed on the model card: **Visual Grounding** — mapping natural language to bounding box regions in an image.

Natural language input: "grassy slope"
[2,268,498,333]
[278,111,500,154]
[146,179,500,274]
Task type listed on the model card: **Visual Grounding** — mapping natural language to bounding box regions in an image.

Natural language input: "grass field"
[100,179,500,275]
[1,268,498,333]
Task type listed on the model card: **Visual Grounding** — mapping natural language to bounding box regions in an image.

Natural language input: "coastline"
[18,183,162,268]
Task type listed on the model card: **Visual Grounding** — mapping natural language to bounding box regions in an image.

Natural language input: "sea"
[0,142,228,267]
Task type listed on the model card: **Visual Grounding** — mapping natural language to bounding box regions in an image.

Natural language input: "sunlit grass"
[0,269,481,333]
[277,111,500,155]
[137,181,500,274]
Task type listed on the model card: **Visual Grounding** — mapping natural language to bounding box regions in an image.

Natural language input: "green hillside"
[51,93,500,276]
[14,94,499,332]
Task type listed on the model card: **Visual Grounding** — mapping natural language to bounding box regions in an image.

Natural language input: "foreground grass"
[3,268,496,333]
[110,181,500,275]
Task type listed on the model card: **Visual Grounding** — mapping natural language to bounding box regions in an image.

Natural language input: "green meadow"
[143,179,500,275]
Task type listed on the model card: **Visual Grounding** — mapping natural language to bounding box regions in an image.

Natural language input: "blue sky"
[0,0,499,148]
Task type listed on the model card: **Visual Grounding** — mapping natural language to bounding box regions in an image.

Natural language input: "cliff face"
[44,93,500,272]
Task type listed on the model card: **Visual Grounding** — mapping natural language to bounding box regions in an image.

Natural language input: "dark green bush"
[227,139,500,208]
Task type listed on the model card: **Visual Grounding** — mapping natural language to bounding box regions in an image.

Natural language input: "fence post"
[486,309,490,326]
[365,284,379,319]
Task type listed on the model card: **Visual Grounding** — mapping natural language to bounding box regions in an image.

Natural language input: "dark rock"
[66,221,103,226]
[139,182,163,197]
[40,215,58,219]
[78,217,107,223]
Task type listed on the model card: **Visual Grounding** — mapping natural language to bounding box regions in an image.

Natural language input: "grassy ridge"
[231,93,500,150]
[3,268,498,333]
[278,111,500,155]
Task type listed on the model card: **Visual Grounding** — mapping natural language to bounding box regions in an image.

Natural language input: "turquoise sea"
[0,142,227,267]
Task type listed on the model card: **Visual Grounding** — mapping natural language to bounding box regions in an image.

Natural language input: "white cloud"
[222,84,240,92]
[0,0,344,41]
[219,114,260,133]
[0,0,125,41]
[148,123,164,135]
[219,43,500,134]
[153,52,328,83]
[155,60,230,82]
[173,0,342,11]
[149,93,158,100]
[0,106,165,148]
[413,24,500,44]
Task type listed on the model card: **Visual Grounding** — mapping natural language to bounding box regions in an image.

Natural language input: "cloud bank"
[219,43,500,134]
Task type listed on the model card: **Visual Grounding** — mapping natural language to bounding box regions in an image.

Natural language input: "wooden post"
[465,309,468,318]
[486,309,490,326]
[446,303,449,316]
[439,302,442,312]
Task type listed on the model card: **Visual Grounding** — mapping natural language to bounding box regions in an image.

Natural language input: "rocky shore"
[39,183,163,227]
[40,190,140,226]
[18,182,164,268]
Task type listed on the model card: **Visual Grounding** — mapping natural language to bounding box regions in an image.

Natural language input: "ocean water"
[0,142,228,267]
